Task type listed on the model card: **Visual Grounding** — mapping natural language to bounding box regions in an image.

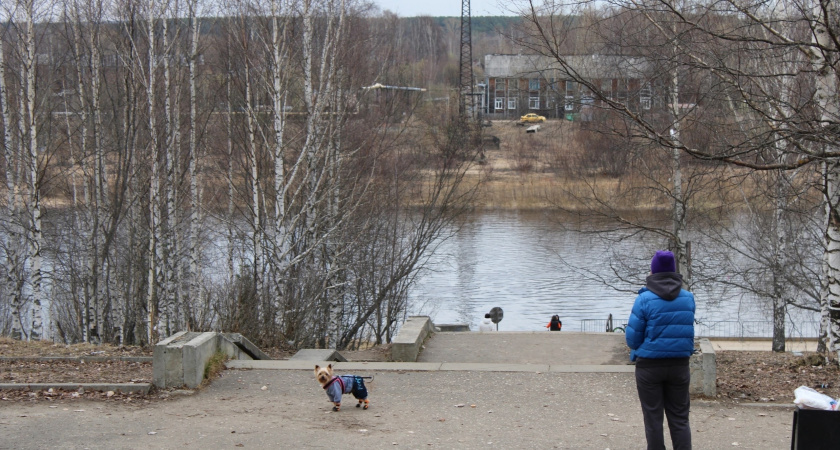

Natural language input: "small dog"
[314,364,371,411]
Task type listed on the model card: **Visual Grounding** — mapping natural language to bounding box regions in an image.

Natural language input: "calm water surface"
[407,210,816,334]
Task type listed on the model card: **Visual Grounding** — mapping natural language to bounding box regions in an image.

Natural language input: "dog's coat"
[315,364,370,411]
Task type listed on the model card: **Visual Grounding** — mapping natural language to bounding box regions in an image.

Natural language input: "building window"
[495,97,504,110]
[640,82,652,110]
[529,97,540,109]
[601,79,612,101]
[529,78,540,91]
[102,54,119,67]
[617,79,628,104]
[508,97,517,110]
[565,81,576,111]
[639,83,652,109]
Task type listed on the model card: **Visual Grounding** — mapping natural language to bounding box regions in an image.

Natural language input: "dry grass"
[465,119,814,212]
[203,351,229,383]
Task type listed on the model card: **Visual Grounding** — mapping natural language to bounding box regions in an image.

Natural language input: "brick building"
[482,54,655,120]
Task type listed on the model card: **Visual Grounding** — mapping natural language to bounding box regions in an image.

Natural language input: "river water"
[407,210,819,336]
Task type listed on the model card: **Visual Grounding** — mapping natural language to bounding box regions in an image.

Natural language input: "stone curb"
[693,399,795,409]
[0,356,152,363]
[0,383,152,394]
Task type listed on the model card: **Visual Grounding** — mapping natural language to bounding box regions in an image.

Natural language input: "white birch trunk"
[225,46,235,283]
[665,14,688,285]
[122,12,144,343]
[822,162,840,357]
[772,170,788,352]
[24,0,44,340]
[768,51,797,352]
[90,9,108,343]
[326,119,343,349]
[322,0,348,349]
[302,0,318,240]
[188,0,201,327]
[147,3,163,342]
[813,2,840,360]
[245,63,263,302]
[0,21,25,340]
[271,0,289,316]
[820,218,831,353]
[162,10,179,333]
[70,9,94,342]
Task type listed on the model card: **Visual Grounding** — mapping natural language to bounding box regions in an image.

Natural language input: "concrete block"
[391,316,434,362]
[689,338,716,397]
[289,349,347,362]
[154,331,272,389]
[153,331,188,389]
[700,338,717,397]
[182,332,220,389]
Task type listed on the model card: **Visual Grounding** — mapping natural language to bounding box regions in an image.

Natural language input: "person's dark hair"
[485,313,491,319]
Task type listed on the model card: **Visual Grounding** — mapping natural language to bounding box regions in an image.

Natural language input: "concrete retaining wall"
[391,316,435,362]
[689,338,717,397]
[154,331,269,389]
[221,333,271,360]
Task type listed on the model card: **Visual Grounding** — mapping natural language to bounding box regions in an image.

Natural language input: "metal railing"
[694,321,820,339]
[581,318,627,333]
[580,318,821,338]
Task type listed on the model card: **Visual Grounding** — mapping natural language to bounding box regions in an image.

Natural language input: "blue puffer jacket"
[625,272,695,361]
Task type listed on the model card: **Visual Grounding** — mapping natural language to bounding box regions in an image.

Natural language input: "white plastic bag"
[794,386,839,411]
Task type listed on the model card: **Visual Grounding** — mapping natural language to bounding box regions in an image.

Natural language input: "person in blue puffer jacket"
[626,250,695,450]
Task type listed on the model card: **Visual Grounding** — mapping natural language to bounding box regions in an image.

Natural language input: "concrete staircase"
[154,317,716,397]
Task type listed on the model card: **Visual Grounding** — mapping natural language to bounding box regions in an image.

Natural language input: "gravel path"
[0,368,793,449]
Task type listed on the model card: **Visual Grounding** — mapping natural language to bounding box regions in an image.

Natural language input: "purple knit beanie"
[650,250,676,274]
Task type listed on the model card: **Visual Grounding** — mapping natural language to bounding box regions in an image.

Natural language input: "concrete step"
[225,359,634,373]
[289,349,347,362]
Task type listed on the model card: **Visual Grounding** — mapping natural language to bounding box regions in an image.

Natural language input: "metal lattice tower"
[458,0,473,117]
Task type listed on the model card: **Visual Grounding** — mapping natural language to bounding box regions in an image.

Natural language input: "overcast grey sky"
[373,0,517,17]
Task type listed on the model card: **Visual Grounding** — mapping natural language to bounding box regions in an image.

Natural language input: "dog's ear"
[327,363,332,370]
[314,365,320,373]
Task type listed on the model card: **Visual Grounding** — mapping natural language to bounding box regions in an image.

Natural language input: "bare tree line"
[514,0,837,353]
[0,0,480,349]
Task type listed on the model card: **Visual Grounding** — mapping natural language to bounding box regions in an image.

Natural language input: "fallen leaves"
[715,351,840,404]
[0,360,151,384]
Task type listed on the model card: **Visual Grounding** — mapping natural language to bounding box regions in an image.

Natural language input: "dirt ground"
[1,337,838,407]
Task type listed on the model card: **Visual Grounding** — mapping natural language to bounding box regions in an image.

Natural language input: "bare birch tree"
[0,13,28,340]
[0,1,482,350]
[516,0,839,354]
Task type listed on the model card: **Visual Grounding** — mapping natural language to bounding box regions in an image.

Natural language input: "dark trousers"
[635,359,692,450]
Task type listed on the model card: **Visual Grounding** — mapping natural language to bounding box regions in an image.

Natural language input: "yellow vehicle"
[519,113,546,124]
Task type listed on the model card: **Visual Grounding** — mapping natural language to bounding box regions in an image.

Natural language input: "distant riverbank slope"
[461,119,811,213]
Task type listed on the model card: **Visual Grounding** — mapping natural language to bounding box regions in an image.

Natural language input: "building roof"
[484,54,649,79]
